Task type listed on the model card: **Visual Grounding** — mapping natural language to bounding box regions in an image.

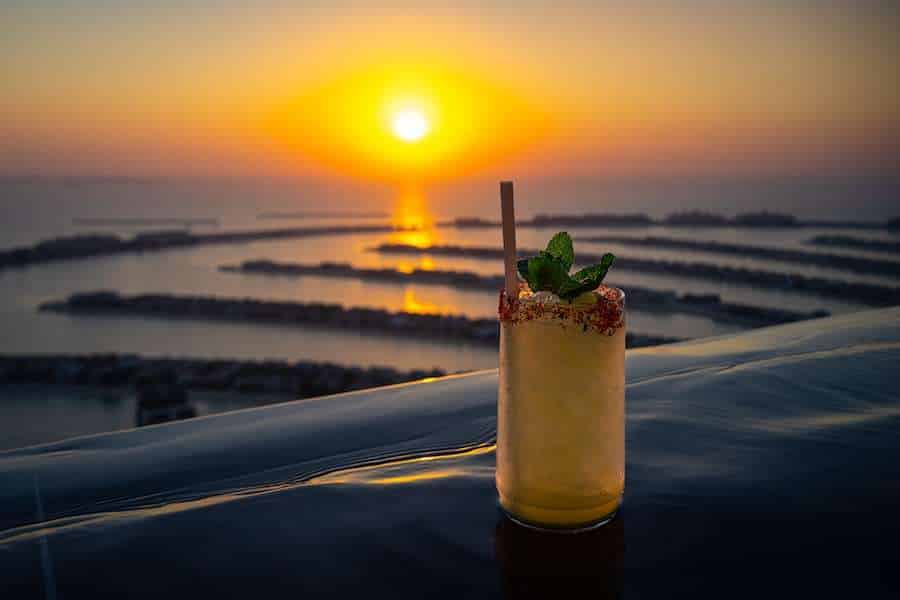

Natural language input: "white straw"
[500,181,518,298]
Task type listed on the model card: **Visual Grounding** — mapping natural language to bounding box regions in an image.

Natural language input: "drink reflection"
[494,513,625,598]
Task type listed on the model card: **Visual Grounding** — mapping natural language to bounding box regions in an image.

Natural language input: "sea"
[2,175,898,448]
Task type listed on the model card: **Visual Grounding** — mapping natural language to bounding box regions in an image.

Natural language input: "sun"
[271,56,555,179]
[391,109,429,142]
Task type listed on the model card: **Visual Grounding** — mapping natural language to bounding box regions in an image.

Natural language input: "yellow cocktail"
[497,286,625,530]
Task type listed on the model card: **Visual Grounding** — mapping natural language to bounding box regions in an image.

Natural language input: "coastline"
[374,243,900,307]
[576,235,900,277]
[0,224,395,271]
[38,291,682,348]
[809,235,900,255]
[443,211,899,230]
[2,208,896,274]
[0,354,445,398]
[221,260,828,329]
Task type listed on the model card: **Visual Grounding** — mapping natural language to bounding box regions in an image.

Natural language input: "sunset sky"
[2,1,899,181]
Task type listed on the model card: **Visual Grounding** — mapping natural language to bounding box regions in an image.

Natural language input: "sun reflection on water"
[402,289,458,315]
[386,188,455,313]
[389,187,439,249]
[396,255,437,274]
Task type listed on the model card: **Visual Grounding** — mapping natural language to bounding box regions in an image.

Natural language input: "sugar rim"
[498,284,625,335]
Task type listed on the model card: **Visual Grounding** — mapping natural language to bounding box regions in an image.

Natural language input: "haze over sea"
[5,176,899,249]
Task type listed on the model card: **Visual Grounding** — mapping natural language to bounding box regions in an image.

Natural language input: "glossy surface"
[2,308,900,597]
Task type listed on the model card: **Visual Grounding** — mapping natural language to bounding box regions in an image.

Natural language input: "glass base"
[499,504,620,534]
[497,491,622,533]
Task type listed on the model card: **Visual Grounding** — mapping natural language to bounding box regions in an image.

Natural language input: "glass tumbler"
[496,286,626,530]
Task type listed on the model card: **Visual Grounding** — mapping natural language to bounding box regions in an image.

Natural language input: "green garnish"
[516,232,615,301]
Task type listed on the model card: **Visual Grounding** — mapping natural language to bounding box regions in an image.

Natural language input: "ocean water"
[2,177,899,363]
[1,177,898,448]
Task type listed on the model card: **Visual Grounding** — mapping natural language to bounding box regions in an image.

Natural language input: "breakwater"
[73,217,219,227]
[373,243,900,307]
[443,211,897,230]
[7,213,896,274]
[221,260,499,291]
[0,224,395,271]
[0,354,444,398]
[257,211,388,220]
[807,235,900,256]
[577,235,900,278]
[39,292,680,348]
[221,260,827,328]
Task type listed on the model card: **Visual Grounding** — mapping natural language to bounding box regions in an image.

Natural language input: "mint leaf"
[525,254,569,292]
[543,232,574,272]
[571,253,615,283]
[514,232,615,300]
[558,253,616,300]
[517,258,530,283]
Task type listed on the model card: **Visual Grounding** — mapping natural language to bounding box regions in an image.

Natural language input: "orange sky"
[2,1,899,180]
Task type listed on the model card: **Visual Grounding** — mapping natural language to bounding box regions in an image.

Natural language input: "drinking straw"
[500,181,518,298]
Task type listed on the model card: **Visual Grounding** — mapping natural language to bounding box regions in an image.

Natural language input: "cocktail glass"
[496,286,626,531]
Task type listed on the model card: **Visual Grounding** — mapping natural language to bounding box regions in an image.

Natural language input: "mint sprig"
[543,231,574,271]
[516,232,615,301]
